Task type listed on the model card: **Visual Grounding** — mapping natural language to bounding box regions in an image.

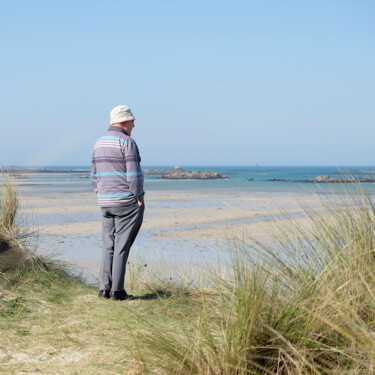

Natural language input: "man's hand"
[137,199,143,206]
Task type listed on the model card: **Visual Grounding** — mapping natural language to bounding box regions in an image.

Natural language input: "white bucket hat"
[110,105,135,125]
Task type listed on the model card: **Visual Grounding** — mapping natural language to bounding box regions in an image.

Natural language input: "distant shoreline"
[1,167,90,174]
[3,166,375,175]
[3,167,375,184]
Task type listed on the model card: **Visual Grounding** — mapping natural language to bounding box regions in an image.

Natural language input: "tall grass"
[0,175,18,233]
[132,188,375,374]
[0,174,44,278]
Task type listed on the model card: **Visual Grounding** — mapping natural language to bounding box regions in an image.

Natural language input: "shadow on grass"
[133,290,173,300]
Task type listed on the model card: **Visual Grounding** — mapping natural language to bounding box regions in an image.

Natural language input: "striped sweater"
[91,126,144,207]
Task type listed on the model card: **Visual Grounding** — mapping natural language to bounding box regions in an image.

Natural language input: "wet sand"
[18,190,323,284]
[19,192,320,239]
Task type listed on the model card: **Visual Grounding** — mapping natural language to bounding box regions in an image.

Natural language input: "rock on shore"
[143,166,185,175]
[158,167,227,180]
[308,175,375,183]
[267,174,375,183]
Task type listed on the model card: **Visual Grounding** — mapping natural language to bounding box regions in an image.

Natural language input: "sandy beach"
[11,167,359,285]
[16,188,325,284]
[20,191,320,238]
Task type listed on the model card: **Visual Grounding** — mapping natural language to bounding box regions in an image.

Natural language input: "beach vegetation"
[2,179,375,374]
[0,178,207,374]
[130,187,375,374]
[0,174,18,233]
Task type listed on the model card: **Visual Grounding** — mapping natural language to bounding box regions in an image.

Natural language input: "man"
[91,105,145,301]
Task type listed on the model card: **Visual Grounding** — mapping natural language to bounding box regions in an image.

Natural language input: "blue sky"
[0,0,374,166]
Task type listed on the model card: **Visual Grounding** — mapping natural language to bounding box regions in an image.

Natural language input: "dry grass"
[0,175,40,278]
[130,187,375,374]
[0,175,18,233]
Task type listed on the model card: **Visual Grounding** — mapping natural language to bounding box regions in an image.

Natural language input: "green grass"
[0,262,207,374]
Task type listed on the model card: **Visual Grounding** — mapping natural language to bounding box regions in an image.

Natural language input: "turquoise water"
[15,166,375,196]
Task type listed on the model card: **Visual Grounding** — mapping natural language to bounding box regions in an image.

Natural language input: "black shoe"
[111,290,135,301]
[98,290,111,299]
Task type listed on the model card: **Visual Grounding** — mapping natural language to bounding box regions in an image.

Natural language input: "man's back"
[91,126,144,207]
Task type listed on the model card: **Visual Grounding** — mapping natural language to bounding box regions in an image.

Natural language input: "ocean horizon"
[9,165,375,196]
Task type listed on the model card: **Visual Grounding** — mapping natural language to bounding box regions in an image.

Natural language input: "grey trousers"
[100,200,144,292]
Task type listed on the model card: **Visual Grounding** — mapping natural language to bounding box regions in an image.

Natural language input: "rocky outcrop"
[331,171,375,175]
[160,168,227,180]
[143,166,185,175]
[267,175,375,183]
[308,175,375,183]
[143,166,227,179]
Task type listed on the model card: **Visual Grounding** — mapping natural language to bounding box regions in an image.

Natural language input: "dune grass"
[130,188,375,374]
[0,175,18,232]
[3,177,375,374]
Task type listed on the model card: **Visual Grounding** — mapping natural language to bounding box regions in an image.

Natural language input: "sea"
[9,165,375,285]
[14,165,375,196]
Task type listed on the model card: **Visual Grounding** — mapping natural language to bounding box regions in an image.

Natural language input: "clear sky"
[0,0,374,167]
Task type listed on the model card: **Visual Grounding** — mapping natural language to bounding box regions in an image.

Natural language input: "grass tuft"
[0,175,18,233]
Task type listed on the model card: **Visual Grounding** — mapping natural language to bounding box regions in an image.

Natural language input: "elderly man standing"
[91,105,145,301]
